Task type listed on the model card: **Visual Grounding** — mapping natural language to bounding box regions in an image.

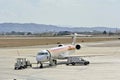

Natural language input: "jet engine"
[58,44,64,47]
[75,44,81,50]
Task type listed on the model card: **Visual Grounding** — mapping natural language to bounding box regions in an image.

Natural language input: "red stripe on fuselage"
[48,45,75,54]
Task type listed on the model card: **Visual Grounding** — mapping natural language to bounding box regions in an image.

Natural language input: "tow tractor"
[14,58,32,70]
[66,56,90,65]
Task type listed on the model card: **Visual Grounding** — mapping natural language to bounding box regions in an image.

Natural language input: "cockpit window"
[38,52,48,55]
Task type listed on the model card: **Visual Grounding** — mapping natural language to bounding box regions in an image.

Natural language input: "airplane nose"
[36,55,48,62]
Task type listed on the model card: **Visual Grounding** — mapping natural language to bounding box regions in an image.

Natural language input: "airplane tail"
[72,33,81,50]
[72,33,77,45]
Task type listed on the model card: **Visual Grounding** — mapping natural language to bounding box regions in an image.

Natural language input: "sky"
[0,0,120,27]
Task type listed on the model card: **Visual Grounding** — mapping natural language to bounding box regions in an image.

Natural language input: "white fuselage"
[36,45,76,63]
[48,45,75,58]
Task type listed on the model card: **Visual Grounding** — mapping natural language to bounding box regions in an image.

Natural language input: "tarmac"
[0,40,120,80]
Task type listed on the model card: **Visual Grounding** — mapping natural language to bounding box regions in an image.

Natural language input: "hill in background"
[0,23,119,33]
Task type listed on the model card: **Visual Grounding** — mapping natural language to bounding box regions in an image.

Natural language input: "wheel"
[54,60,57,65]
[30,64,32,67]
[86,61,90,64]
[84,61,89,65]
[18,67,22,69]
[40,65,43,68]
[71,62,75,65]
[66,63,69,65]
[14,67,17,70]
[40,63,43,68]
[22,66,25,69]
[49,64,52,66]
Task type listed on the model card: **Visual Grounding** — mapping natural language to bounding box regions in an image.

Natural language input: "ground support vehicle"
[66,56,90,65]
[14,58,32,70]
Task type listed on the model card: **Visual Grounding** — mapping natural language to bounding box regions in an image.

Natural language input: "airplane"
[36,33,81,68]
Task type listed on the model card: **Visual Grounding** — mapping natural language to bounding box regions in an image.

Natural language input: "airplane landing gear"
[49,59,57,66]
[53,60,57,65]
[37,61,43,68]
[40,63,43,68]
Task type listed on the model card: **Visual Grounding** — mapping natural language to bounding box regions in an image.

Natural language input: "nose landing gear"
[40,63,43,68]
[37,62,43,68]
